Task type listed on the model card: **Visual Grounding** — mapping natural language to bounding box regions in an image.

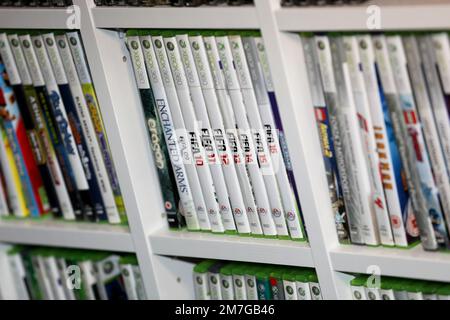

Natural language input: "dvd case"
[126,33,183,229]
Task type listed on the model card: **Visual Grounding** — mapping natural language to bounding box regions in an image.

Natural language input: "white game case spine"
[152,35,223,232]
[295,280,312,300]
[283,279,298,300]
[343,36,394,246]
[232,273,247,300]
[418,35,450,235]
[7,253,30,299]
[244,273,258,300]
[56,34,121,222]
[193,271,211,300]
[56,257,76,300]
[213,35,277,237]
[220,272,235,300]
[201,35,263,236]
[0,125,20,216]
[35,255,55,300]
[403,36,450,246]
[243,35,305,240]
[358,35,410,247]
[0,246,20,300]
[31,35,89,200]
[373,35,437,250]
[227,35,289,238]
[120,264,138,300]
[316,36,377,245]
[137,35,203,231]
[164,35,237,232]
[208,271,223,300]
[43,255,66,300]
[177,33,251,234]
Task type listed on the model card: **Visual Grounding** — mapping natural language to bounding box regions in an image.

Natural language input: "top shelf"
[92,6,259,29]
[0,8,79,29]
[276,0,450,32]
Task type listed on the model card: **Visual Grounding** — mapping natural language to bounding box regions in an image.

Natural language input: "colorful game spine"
[139,33,204,231]
[42,33,106,221]
[56,33,125,223]
[177,32,251,235]
[0,33,57,217]
[20,33,81,220]
[153,34,220,232]
[189,33,259,235]
[31,34,90,220]
[418,35,450,235]
[373,35,437,250]
[358,34,414,247]
[163,34,236,233]
[387,35,447,249]
[211,35,277,237]
[95,255,128,300]
[14,33,75,220]
[402,35,450,248]
[66,31,126,222]
[315,35,366,245]
[202,34,264,236]
[0,168,9,216]
[254,35,309,239]
[0,101,27,217]
[343,35,394,246]
[243,35,305,240]
[126,32,182,229]
[227,34,289,239]
[301,34,350,243]
[0,63,40,217]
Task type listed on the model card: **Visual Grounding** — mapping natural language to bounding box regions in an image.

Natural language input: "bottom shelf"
[0,219,134,252]
[149,229,314,267]
[330,244,450,282]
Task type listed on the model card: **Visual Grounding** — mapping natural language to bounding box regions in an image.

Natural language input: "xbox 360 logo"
[122,268,130,277]
[103,261,114,274]
[205,43,211,51]
[196,276,203,285]
[222,279,229,289]
[312,286,321,296]
[58,40,66,49]
[368,291,376,300]
[235,279,243,288]
[247,279,254,288]
[70,37,77,46]
[232,42,239,49]
[218,43,225,51]
[374,40,382,50]
[286,286,294,295]
[179,39,186,48]
[210,276,217,284]
[382,294,390,300]
[23,40,30,48]
[298,287,305,297]
[167,42,175,51]
[143,40,151,50]
[11,39,19,47]
[192,41,200,51]
[359,40,367,50]
[46,38,54,47]
[353,291,362,300]
[155,39,162,49]
[131,41,139,50]
[34,39,42,48]
[257,43,264,51]
[318,41,325,50]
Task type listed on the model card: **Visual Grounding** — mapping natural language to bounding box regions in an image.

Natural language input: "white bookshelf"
[0,220,133,252]
[0,0,449,300]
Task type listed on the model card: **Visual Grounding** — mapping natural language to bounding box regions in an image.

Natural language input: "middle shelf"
[149,229,314,267]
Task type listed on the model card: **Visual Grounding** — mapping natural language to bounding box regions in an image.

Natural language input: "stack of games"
[93,0,253,7]
[193,260,322,300]
[0,244,147,300]
[126,30,306,242]
[0,1,73,7]
[281,0,367,6]
[0,30,126,224]
[350,274,450,300]
[299,32,450,251]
